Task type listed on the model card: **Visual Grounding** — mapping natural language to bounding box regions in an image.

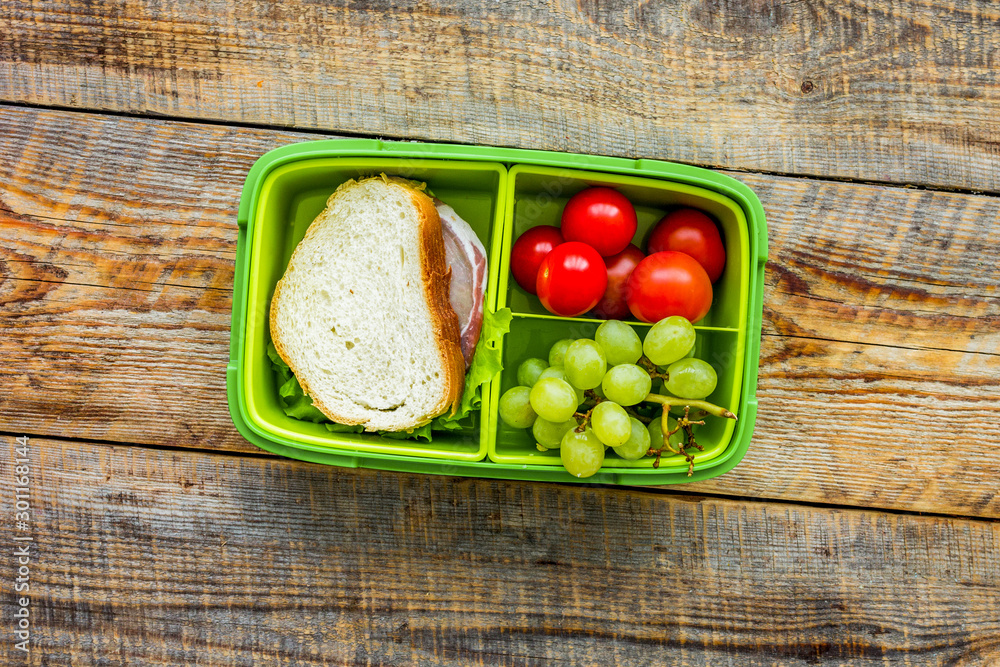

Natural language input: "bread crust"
[410,183,466,419]
[268,176,465,431]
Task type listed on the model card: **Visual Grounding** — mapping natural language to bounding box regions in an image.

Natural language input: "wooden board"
[1,105,998,517]
[671,336,1000,516]
[2,437,998,666]
[2,1,999,192]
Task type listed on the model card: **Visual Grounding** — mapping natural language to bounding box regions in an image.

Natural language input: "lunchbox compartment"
[497,165,750,330]
[488,317,743,471]
[239,158,508,462]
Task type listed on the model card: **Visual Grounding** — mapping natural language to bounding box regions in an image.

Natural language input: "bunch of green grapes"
[498,316,727,479]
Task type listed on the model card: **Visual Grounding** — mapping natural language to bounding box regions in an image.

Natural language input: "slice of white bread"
[269,176,465,432]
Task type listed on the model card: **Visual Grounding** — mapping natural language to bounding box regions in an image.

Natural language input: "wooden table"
[2,2,998,664]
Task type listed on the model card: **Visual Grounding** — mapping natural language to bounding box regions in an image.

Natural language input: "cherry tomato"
[510,225,564,294]
[592,244,644,320]
[626,251,713,323]
[536,242,608,317]
[647,208,726,283]
[561,187,637,257]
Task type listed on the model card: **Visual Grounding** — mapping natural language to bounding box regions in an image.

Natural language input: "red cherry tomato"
[560,187,637,257]
[509,225,564,294]
[592,244,644,320]
[647,208,726,283]
[536,242,608,317]
[626,251,713,323]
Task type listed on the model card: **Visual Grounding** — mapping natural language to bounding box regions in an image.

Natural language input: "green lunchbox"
[226,140,768,485]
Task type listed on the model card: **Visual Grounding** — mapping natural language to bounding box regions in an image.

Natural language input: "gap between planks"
[5,100,999,199]
[5,428,997,525]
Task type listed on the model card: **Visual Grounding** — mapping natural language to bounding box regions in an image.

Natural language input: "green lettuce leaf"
[266,344,292,381]
[436,306,512,427]
[379,422,434,442]
[277,372,330,423]
[268,343,340,423]
[265,306,512,441]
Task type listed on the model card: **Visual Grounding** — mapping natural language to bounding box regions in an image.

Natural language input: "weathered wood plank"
[743,171,1000,354]
[0,107,311,453]
[667,335,1000,515]
[1,106,998,517]
[1,437,998,666]
[1,0,999,191]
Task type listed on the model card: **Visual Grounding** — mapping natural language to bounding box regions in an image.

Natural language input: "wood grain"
[2,437,999,666]
[1,105,998,517]
[749,170,1000,353]
[666,336,1000,515]
[0,108,308,453]
[1,0,999,191]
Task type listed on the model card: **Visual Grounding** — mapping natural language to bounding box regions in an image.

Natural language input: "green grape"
[538,365,565,381]
[516,357,548,387]
[613,417,652,460]
[590,401,631,448]
[528,377,579,422]
[564,339,607,390]
[560,428,605,478]
[595,320,643,366]
[548,338,575,367]
[601,363,652,406]
[498,386,537,429]
[665,358,718,399]
[647,415,685,451]
[643,315,696,366]
[538,366,585,405]
[532,417,578,449]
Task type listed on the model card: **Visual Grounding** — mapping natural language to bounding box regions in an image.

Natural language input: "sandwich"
[268,175,507,435]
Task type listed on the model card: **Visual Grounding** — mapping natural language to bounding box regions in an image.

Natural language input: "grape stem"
[646,405,706,475]
[637,355,669,382]
[641,395,735,476]
[642,393,737,420]
[624,407,652,424]
[570,386,736,472]
[573,390,604,432]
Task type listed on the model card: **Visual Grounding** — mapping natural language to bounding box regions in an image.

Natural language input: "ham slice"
[436,200,488,368]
